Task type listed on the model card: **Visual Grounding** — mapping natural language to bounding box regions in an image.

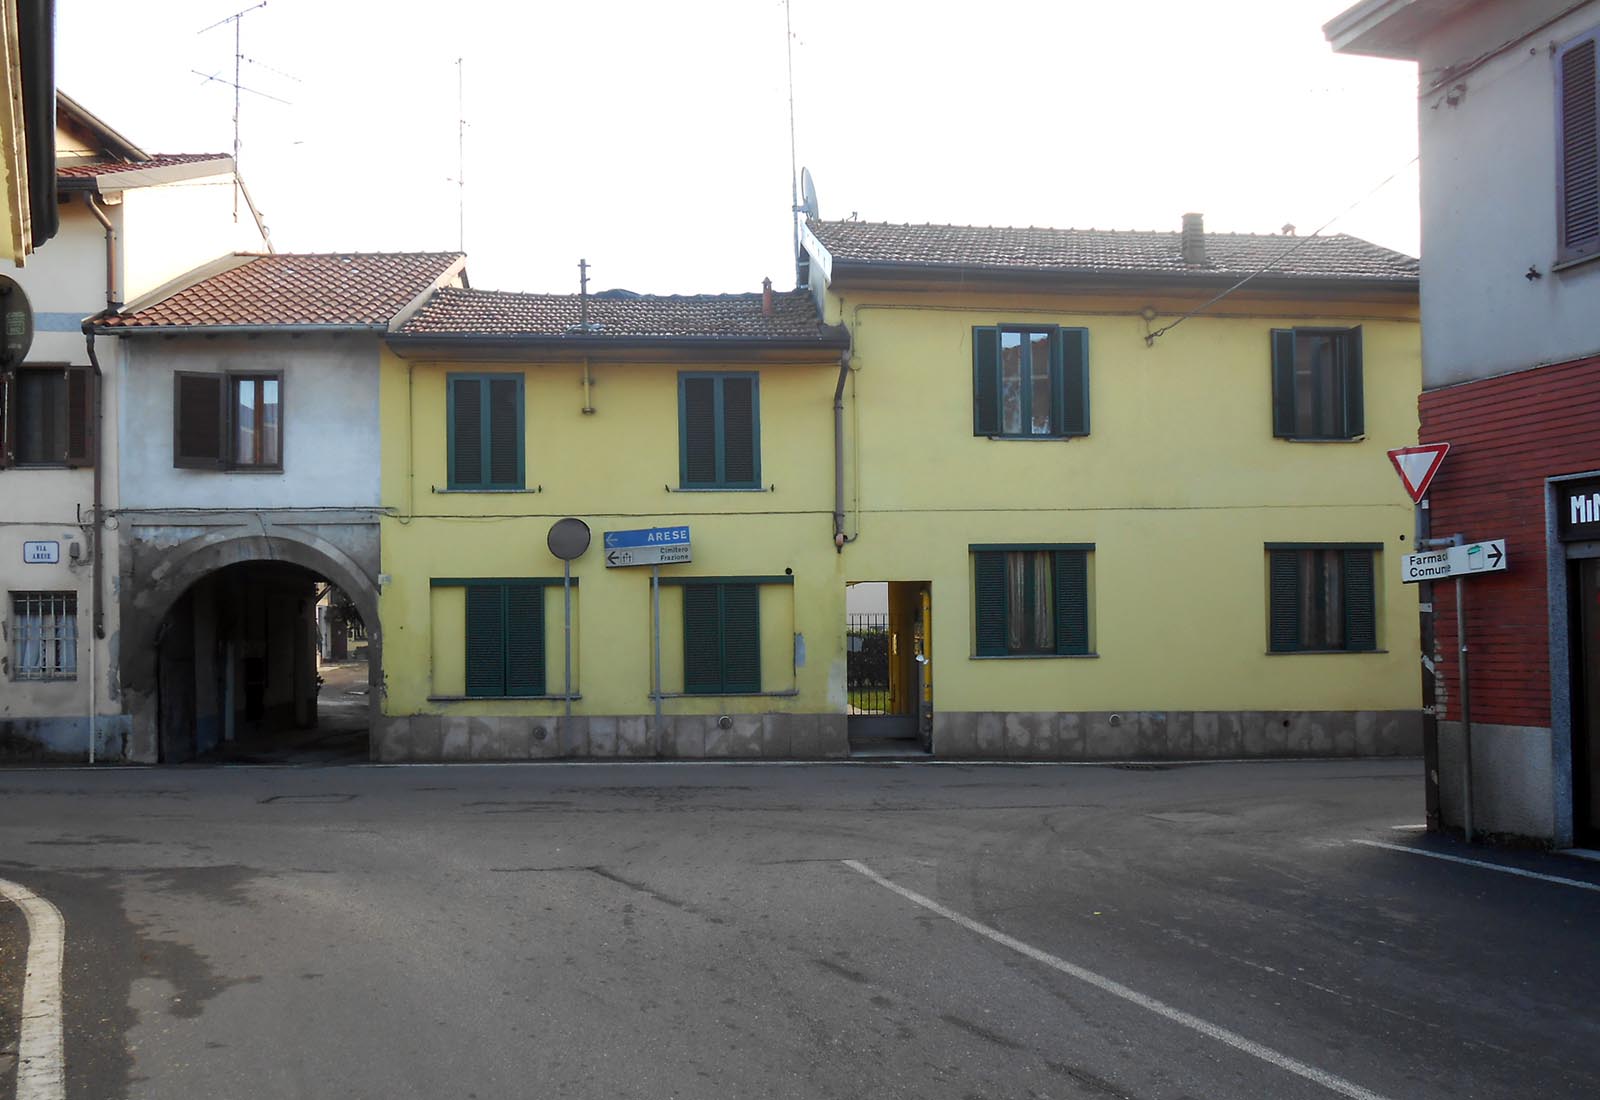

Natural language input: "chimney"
[762,276,774,317]
[1181,212,1205,265]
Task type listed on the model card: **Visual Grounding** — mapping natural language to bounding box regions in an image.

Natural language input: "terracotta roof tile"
[808,219,1419,283]
[100,252,465,330]
[57,153,232,180]
[398,287,848,344]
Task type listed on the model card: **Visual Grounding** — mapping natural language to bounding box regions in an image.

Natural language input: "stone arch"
[120,528,381,762]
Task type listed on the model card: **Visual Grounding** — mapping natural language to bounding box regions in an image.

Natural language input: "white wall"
[1416,0,1600,387]
[119,174,268,303]
[118,334,382,509]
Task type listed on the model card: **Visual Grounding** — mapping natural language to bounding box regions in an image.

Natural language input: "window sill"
[970,653,1098,660]
[1552,250,1600,274]
[428,693,581,702]
[978,435,1084,442]
[432,486,540,494]
[1278,435,1366,444]
[652,689,799,699]
[11,677,78,683]
[1265,649,1388,656]
[223,467,284,475]
[669,486,772,493]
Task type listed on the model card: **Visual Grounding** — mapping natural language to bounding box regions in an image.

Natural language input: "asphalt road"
[0,758,1597,1100]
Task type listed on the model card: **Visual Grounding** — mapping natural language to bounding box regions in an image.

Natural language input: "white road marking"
[0,876,66,1100]
[843,859,1393,1100]
[1353,839,1600,892]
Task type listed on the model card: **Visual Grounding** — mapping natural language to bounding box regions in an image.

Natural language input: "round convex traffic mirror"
[547,517,591,561]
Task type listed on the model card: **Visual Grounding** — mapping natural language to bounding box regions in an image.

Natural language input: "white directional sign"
[603,525,692,568]
[1401,539,1506,584]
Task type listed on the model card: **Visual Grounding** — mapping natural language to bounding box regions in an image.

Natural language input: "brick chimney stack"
[1181,212,1206,265]
[762,276,774,317]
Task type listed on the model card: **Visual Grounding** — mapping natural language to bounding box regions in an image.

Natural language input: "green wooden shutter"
[503,583,545,696]
[721,584,761,692]
[1270,330,1297,438]
[1054,549,1089,655]
[1343,550,1377,652]
[680,376,717,486]
[1059,328,1089,437]
[1268,550,1301,652]
[973,327,1000,435]
[683,584,723,693]
[1341,328,1365,439]
[0,369,11,467]
[465,584,506,697]
[721,375,758,486]
[486,376,522,488]
[450,377,483,488]
[974,551,1008,656]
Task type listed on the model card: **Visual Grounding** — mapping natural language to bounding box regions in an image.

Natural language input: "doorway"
[846,581,931,754]
[1572,560,1600,843]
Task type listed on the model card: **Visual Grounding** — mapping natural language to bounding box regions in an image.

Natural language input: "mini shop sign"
[1560,479,1600,542]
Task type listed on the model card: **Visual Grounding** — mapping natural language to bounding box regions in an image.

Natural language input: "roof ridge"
[812,217,1386,244]
[437,287,799,301]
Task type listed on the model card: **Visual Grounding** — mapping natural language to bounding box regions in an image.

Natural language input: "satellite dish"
[0,276,34,366]
[800,167,820,221]
[547,517,591,561]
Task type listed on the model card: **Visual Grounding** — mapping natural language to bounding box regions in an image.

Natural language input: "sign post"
[603,527,692,737]
[1390,444,1450,835]
[547,518,592,719]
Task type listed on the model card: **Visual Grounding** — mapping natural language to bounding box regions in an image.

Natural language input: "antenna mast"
[198,1,271,222]
[457,57,466,253]
[785,0,800,276]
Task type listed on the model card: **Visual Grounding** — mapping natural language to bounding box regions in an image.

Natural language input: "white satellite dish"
[800,167,820,221]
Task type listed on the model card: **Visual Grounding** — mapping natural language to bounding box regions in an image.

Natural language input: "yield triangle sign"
[1388,443,1450,503]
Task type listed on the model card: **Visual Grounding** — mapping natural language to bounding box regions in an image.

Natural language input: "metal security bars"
[847,612,897,715]
[10,591,78,680]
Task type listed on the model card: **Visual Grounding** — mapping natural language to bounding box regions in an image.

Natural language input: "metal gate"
[848,611,916,740]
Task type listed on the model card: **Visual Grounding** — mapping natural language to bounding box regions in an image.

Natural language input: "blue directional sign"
[602,526,692,568]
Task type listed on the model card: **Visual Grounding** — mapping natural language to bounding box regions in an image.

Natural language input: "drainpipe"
[82,328,106,765]
[832,350,853,551]
[81,193,120,310]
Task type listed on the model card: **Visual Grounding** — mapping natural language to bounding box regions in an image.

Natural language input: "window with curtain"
[972,326,1090,439]
[1267,546,1377,653]
[11,591,77,680]
[973,546,1091,657]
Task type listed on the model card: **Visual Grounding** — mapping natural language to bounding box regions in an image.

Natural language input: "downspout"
[82,328,106,765]
[832,349,854,551]
[81,193,120,310]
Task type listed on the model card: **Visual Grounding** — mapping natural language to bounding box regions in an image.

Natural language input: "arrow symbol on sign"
[607,551,619,565]
[605,533,619,548]
[1487,544,1503,569]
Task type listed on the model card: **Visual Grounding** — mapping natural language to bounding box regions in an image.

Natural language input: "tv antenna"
[455,58,466,252]
[197,1,289,222]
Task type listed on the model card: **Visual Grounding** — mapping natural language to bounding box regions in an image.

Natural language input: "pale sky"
[57,1,1420,296]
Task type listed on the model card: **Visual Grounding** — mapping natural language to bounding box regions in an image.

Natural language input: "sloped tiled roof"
[398,287,849,344]
[808,219,1419,283]
[98,252,466,330]
[57,153,232,180]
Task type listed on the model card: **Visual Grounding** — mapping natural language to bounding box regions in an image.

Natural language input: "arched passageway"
[120,531,381,764]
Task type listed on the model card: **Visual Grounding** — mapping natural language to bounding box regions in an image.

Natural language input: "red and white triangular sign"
[1388,443,1450,503]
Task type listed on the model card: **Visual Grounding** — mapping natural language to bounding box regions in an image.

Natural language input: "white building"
[0,94,267,761]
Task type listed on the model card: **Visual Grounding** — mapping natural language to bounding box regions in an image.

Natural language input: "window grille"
[11,591,78,680]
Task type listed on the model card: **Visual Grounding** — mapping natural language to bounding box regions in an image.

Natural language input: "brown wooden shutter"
[1560,35,1600,259]
[174,372,226,468]
[65,367,93,467]
[0,369,12,468]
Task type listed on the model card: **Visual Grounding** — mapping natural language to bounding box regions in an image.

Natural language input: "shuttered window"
[1560,30,1600,264]
[3,367,94,468]
[448,374,524,490]
[173,371,282,470]
[972,326,1089,439]
[462,581,547,697]
[682,581,761,694]
[972,546,1092,657]
[1270,328,1363,440]
[679,373,761,489]
[1267,546,1378,653]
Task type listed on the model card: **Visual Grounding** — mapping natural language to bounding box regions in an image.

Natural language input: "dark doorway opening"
[155,560,369,764]
[1572,559,1600,844]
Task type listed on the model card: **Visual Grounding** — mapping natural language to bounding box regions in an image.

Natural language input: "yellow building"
[374,212,1423,761]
